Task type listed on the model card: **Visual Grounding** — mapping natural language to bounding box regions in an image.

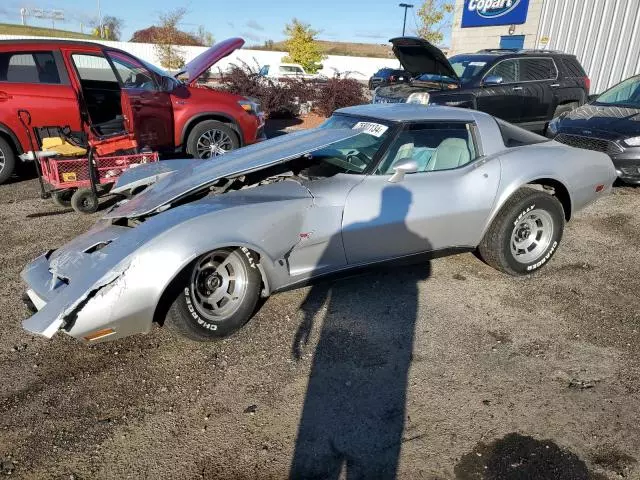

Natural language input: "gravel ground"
[0,177,638,479]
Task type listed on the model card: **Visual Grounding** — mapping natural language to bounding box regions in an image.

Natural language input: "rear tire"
[167,248,261,341]
[0,137,16,185]
[478,188,565,276]
[186,120,239,159]
[71,188,99,214]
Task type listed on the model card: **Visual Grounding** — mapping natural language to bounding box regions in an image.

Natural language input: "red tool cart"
[18,110,158,214]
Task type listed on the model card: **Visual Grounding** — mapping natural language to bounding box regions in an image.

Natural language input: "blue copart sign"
[461,0,530,27]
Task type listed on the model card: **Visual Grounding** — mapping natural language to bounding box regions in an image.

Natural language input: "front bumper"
[20,222,159,343]
[611,155,640,184]
[552,132,640,184]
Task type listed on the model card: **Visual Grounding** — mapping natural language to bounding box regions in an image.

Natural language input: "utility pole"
[399,3,414,37]
[97,0,103,38]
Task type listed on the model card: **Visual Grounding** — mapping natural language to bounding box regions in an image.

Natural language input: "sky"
[0,0,453,46]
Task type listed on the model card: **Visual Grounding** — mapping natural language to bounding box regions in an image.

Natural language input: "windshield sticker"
[469,62,487,67]
[352,122,389,137]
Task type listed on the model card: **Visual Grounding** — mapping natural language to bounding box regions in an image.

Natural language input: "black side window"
[496,118,549,147]
[0,51,60,84]
[560,57,587,77]
[488,59,519,83]
[519,58,557,81]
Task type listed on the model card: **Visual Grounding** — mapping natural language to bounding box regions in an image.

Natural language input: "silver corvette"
[21,104,615,343]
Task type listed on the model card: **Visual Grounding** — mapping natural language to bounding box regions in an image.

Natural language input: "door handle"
[0,91,13,101]
[512,86,523,91]
[550,83,560,87]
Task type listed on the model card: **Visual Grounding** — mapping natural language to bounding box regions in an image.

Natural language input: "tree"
[153,8,188,70]
[91,15,123,40]
[281,19,327,74]
[415,0,454,45]
[195,25,215,46]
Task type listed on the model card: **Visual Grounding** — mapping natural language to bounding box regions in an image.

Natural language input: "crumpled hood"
[111,159,200,195]
[103,128,360,220]
[558,103,640,138]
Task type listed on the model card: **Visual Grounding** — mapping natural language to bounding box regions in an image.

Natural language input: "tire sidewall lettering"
[183,287,218,331]
[526,240,558,272]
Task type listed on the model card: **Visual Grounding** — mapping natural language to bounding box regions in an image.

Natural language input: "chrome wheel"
[0,148,5,174]
[195,129,233,158]
[190,250,249,322]
[510,209,554,264]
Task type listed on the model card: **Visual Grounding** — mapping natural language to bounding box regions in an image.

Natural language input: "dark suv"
[368,68,408,90]
[373,37,590,132]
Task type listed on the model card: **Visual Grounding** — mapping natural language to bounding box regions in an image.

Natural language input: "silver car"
[21,104,616,343]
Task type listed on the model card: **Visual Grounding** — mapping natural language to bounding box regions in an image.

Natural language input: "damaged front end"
[20,224,147,343]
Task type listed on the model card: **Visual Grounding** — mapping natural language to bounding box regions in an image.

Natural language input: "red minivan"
[0,37,265,184]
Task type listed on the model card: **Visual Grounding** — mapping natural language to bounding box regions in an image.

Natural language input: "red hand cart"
[18,110,158,214]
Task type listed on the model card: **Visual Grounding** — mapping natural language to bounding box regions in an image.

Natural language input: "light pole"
[97,0,103,38]
[399,3,414,37]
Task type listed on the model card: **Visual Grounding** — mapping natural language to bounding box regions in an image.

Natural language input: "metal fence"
[536,0,640,93]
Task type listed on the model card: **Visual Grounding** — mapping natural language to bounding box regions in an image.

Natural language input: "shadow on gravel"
[290,186,432,479]
[454,433,608,480]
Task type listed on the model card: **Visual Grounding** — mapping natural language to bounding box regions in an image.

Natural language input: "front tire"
[478,188,565,276]
[167,248,261,341]
[186,120,239,159]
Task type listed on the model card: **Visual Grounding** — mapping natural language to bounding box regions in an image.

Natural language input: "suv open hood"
[389,37,459,81]
[104,128,360,220]
[176,37,244,86]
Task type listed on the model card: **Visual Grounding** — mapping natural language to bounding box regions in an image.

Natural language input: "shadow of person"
[290,185,432,479]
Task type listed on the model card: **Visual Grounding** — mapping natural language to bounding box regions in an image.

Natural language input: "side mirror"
[388,158,419,183]
[160,76,174,92]
[483,75,504,86]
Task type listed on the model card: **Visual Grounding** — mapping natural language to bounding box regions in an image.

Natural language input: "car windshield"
[449,55,489,83]
[595,76,640,108]
[310,115,393,174]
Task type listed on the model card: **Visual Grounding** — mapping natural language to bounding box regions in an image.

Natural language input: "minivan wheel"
[0,137,16,185]
[167,248,261,341]
[186,120,239,159]
[478,188,565,276]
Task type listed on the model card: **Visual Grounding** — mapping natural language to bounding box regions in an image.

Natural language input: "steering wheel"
[345,149,369,168]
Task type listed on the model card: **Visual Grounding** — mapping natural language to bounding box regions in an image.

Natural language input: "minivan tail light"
[584,77,591,92]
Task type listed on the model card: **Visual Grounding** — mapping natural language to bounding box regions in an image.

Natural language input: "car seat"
[424,138,470,171]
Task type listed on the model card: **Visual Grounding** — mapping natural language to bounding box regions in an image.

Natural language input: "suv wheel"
[0,138,16,185]
[186,120,239,159]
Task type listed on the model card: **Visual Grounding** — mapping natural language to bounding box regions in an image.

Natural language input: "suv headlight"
[623,136,640,147]
[238,98,260,114]
[407,92,430,105]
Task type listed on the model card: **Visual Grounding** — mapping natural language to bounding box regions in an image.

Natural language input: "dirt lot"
[0,177,638,479]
